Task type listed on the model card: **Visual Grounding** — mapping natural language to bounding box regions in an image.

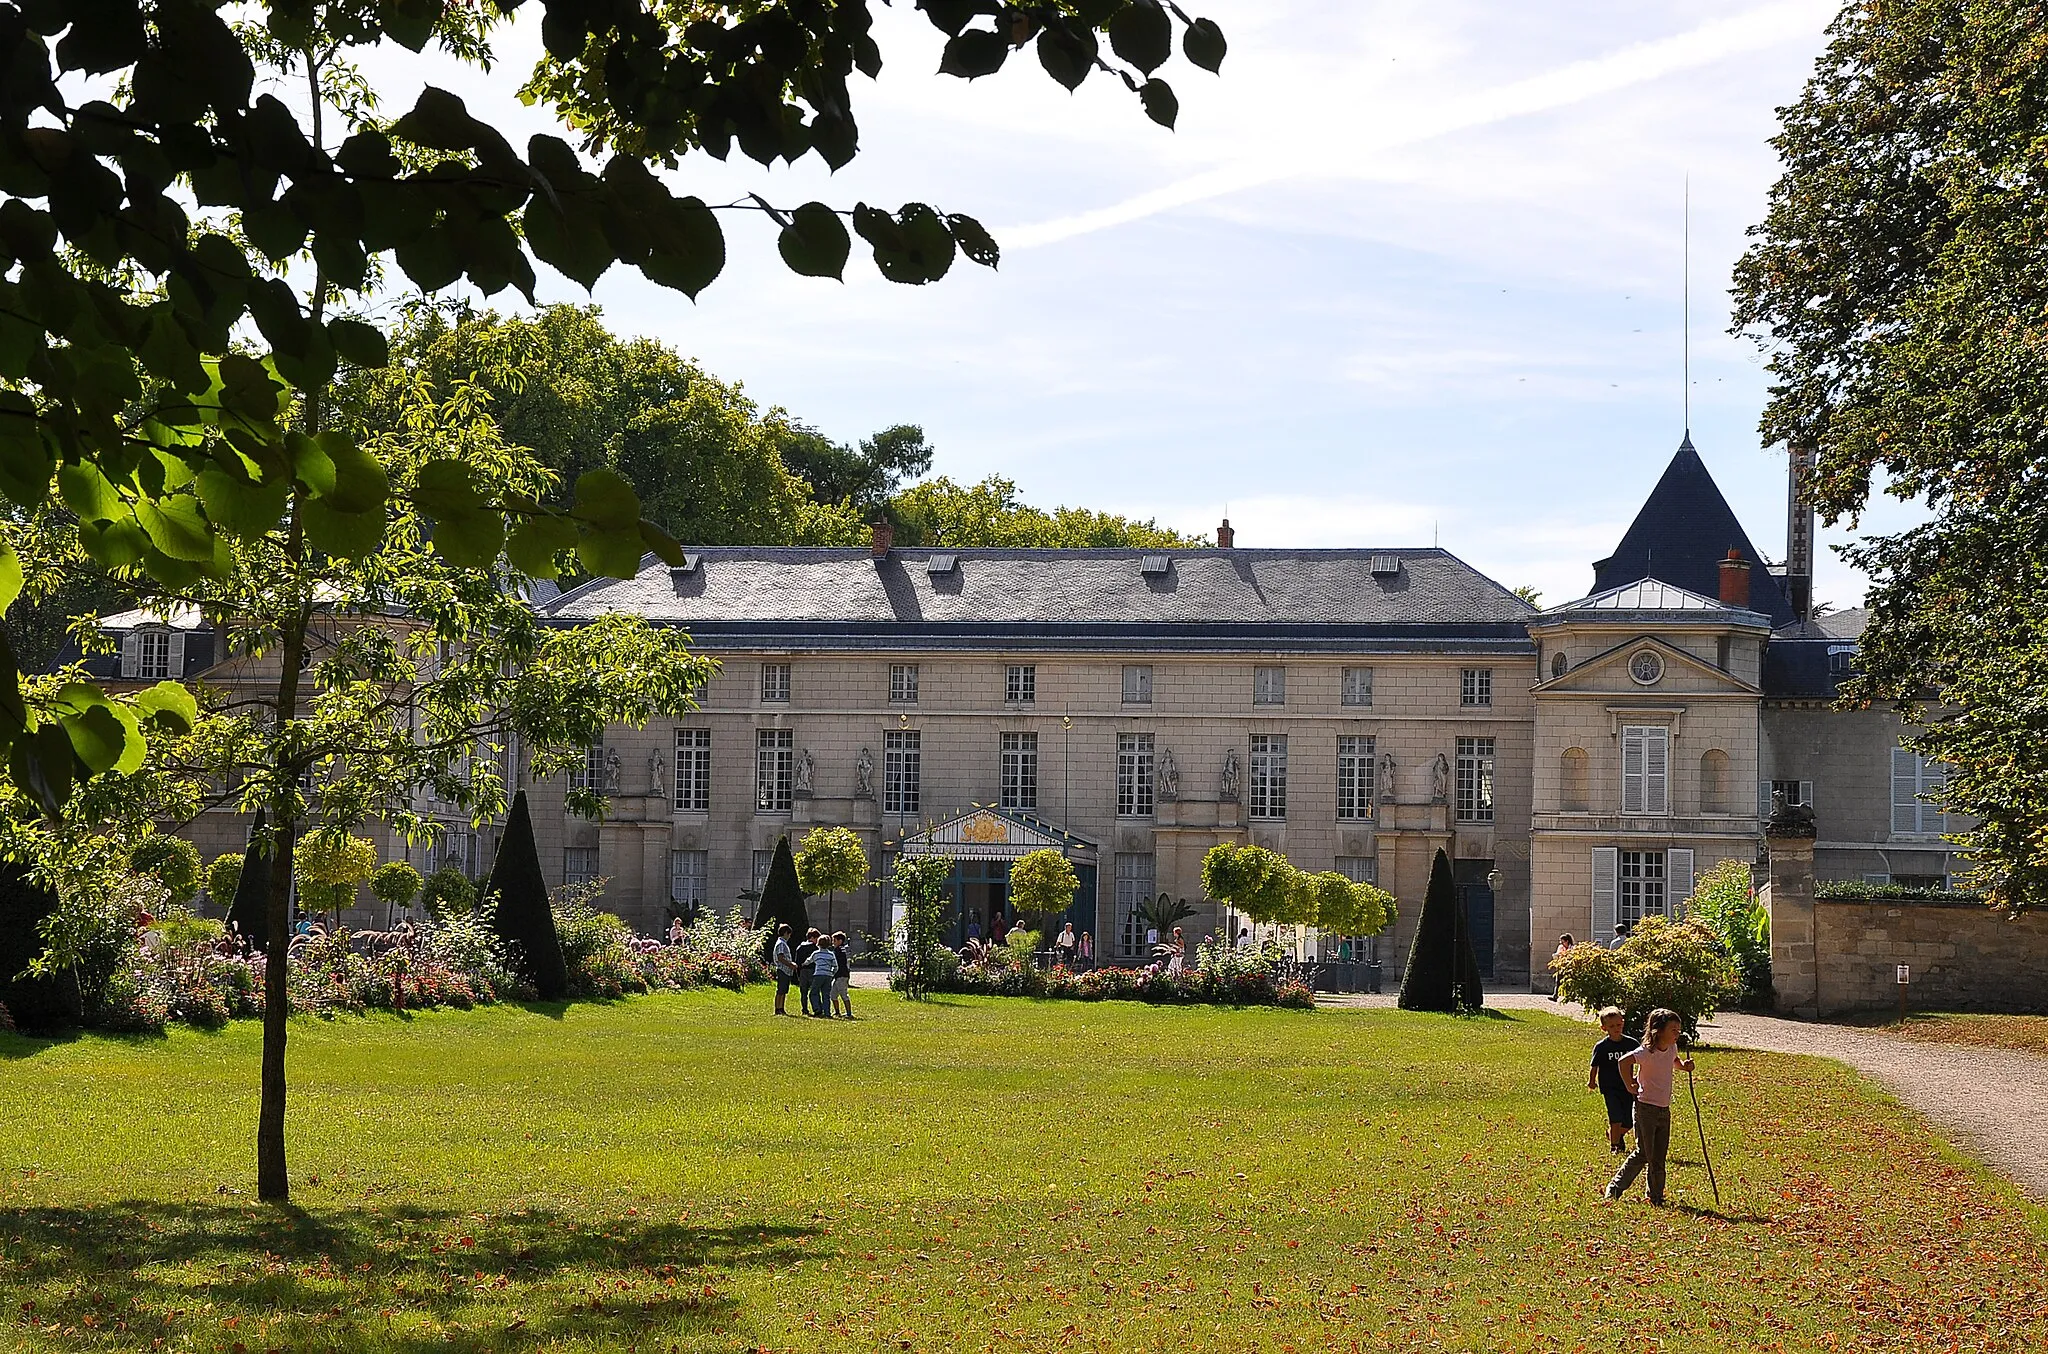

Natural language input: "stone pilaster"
[1765,820,1818,1018]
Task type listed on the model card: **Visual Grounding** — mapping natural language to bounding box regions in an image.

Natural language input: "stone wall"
[1812,898,2048,1016]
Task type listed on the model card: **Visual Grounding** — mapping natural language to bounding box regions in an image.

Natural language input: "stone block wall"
[1811,899,2048,1016]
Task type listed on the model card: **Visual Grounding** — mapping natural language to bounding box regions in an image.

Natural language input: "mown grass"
[1855,1010,2048,1055]
[3,991,2046,1353]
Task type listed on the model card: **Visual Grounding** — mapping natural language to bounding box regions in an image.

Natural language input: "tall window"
[1114,852,1154,959]
[1117,733,1155,817]
[1891,749,1949,835]
[1001,732,1038,811]
[674,728,711,811]
[1122,665,1153,705]
[1618,850,1666,927]
[670,850,708,910]
[1456,737,1495,823]
[885,730,921,816]
[890,663,919,704]
[1336,855,1378,886]
[1620,725,1669,815]
[1341,666,1374,707]
[1337,735,1377,820]
[1253,666,1286,706]
[751,850,774,894]
[1461,668,1492,706]
[761,662,791,703]
[1249,734,1288,819]
[1006,665,1036,704]
[569,741,606,792]
[137,630,172,679]
[756,728,794,812]
[563,846,599,886]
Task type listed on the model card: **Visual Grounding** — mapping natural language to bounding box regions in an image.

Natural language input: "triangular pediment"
[1535,634,1760,696]
[895,806,1095,859]
[1542,578,1742,615]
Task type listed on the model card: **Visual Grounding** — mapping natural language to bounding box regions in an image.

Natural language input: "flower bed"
[896,941,1316,1010]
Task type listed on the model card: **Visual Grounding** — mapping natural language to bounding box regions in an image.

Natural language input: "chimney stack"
[1718,547,1751,608]
[870,518,893,558]
[1216,517,1235,549]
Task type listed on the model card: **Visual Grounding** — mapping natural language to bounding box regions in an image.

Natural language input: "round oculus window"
[1628,649,1664,685]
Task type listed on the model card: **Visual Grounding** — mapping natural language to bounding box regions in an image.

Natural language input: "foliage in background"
[794,826,867,933]
[753,835,810,940]
[1815,881,1981,903]
[129,835,202,906]
[419,865,478,920]
[892,853,956,1001]
[294,828,379,915]
[922,937,1315,1010]
[1551,915,1742,1035]
[370,860,425,915]
[882,475,1205,549]
[1730,0,2048,911]
[1687,858,1773,1010]
[204,852,244,909]
[1009,848,1080,931]
[1398,849,1482,1013]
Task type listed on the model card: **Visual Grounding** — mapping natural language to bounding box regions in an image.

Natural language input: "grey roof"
[544,547,1536,633]
[542,548,1537,655]
[1773,607,1867,641]
[1529,577,1770,629]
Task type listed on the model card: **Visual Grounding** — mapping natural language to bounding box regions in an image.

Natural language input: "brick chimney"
[870,517,893,558]
[1216,517,1235,549]
[1718,547,1751,608]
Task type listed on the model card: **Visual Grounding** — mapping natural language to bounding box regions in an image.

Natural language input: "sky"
[362,0,1911,611]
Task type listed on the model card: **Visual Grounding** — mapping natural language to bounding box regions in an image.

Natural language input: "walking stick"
[1685,1062,1722,1208]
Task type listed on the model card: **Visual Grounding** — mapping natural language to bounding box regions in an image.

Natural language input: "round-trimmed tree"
[130,835,202,906]
[370,861,424,924]
[1009,848,1080,936]
[205,853,244,910]
[794,827,867,934]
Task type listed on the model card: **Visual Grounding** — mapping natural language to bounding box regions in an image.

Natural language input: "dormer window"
[120,628,183,680]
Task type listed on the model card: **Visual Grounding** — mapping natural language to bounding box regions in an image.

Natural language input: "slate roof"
[1591,435,1797,627]
[1772,607,1866,641]
[1763,608,1865,699]
[541,547,1537,653]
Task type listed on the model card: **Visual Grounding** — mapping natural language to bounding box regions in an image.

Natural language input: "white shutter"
[1622,729,1645,813]
[1591,847,1618,944]
[1667,848,1694,915]
[1759,780,1772,819]
[119,633,140,678]
[166,631,186,676]
[1645,728,1669,815]
[1798,780,1814,809]
[1892,748,1918,834]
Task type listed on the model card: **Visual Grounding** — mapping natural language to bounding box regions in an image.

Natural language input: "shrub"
[295,828,379,915]
[1010,849,1080,931]
[892,853,955,1000]
[1276,979,1316,1009]
[1399,849,1482,1013]
[553,882,641,999]
[1552,915,1741,1034]
[1815,881,1981,903]
[370,861,425,916]
[1688,859,1773,1009]
[130,835,202,905]
[482,790,569,1000]
[419,866,477,920]
[153,905,225,949]
[204,852,244,908]
[31,874,163,1024]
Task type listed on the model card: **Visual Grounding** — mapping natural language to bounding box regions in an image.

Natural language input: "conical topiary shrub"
[1399,849,1483,1012]
[0,858,80,1031]
[225,808,273,952]
[753,836,810,944]
[483,790,569,1000]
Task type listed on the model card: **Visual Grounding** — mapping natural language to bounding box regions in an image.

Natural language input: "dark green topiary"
[225,809,273,952]
[0,858,80,1031]
[483,790,569,1000]
[1398,849,1484,1013]
[752,836,810,947]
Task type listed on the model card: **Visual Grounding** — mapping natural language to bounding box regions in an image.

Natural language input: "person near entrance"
[1055,922,1077,967]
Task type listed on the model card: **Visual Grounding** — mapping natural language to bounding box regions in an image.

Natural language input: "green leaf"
[328,318,390,369]
[866,204,956,285]
[380,0,446,52]
[777,202,852,280]
[639,194,725,299]
[0,538,16,614]
[1110,0,1172,73]
[572,467,641,532]
[289,430,337,496]
[1182,17,1226,72]
[319,431,390,515]
[523,192,613,290]
[59,704,128,776]
[1140,77,1179,129]
[506,512,579,579]
[639,517,686,567]
[1036,28,1096,91]
[576,525,645,580]
[241,197,308,263]
[0,625,25,745]
[195,465,289,540]
[414,458,504,567]
[133,494,216,562]
[395,225,462,292]
[133,680,197,735]
[12,720,75,817]
[302,500,387,558]
[77,515,148,568]
[939,28,1009,79]
[947,213,1001,270]
[57,462,124,522]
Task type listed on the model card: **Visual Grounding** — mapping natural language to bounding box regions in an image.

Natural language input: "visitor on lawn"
[1055,922,1077,966]
[1551,933,1575,1000]
[808,935,838,1017]
[1605,1008,1693,1206]
[830,932,853,1019]
[794,929,821,1017]
[1588,1005,1635,1153]
[772,924,797,1016]
[1080,931,1093,968]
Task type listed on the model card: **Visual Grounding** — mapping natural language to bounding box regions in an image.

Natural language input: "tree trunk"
[257,521,309,1201]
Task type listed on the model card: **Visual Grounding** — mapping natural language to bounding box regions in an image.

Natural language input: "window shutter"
[119,633,140,678]
[1798,780,1813,809]
[1667,848,1694,914]
[1591,847,1618,944]
[167,631,186,676]
[1645,728,1669,815]
[1759,780,1772,819]
[1622,730,1644,813]
[1891,748,1917,834]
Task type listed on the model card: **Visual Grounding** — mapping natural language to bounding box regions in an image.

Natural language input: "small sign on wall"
[1897,964,1911,985]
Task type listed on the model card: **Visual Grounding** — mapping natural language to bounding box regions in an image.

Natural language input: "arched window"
[1561,747,1590,811]
[1700,749,1731,814]
[1551,651,1568,678]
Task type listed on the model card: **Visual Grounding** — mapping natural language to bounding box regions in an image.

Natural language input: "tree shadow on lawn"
[2,1198,814,1351]
[0,1026,179,1060]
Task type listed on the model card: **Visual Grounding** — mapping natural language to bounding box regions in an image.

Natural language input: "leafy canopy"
[794,825,867,898]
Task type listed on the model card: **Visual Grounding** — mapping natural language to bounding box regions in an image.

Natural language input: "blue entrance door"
[1453,859,1496,981]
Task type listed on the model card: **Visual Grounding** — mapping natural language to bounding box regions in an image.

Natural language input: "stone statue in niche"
[1378,750,1397,801]
[604,744,622,794]
[854,747,875,800]
[1220,750,1241,803]
[649,747,666,798]
[1431,752,1451,803]
[1158,748,1180,801]
[795,747,815,795]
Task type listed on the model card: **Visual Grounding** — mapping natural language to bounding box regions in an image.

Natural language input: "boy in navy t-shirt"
[1587,1006,1635,1153]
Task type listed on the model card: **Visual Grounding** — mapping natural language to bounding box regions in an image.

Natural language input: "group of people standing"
[770,924,854,1019]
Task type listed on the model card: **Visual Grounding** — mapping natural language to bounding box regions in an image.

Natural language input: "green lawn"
[4,992,2045,1353]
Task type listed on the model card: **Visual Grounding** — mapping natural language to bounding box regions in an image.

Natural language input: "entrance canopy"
[893,806,1096,862]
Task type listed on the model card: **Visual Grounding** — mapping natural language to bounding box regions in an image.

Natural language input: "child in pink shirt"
[1604,1008,1694,1206]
